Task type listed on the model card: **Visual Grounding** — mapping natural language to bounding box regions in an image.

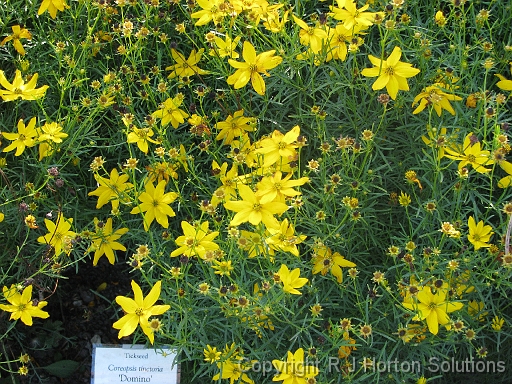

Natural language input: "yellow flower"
[151,95,189,128]
[444,132,494,173]
[491,315,505,331]
[0,70,49,101]
[211,161,240,206]
[292,15,328,54]
[227,41,282,96]
[224,184,288,229]
[272,348,319,384]
[402,286,463,335]
[265,219,307,257]
[126,127,160,154]
[130,180,178,230]
[0,285,49,326]
[467,216,493,250]
[262,7,289,33]
[2,117,38,156]
[203,345,221,363]
[191,0,225,26]
[467,300,487,321]
[311,245,356,283]
[37,212,76,256]
[361,46,420,100]
[88,168,133,211]
[170,221,219,259]
[211,35,241,59]
[398,191,411,207]
[495,74,512,91]
[215,109,254,145]
[412,83,462,116]
[38,0,69,18]
[166,48,208,79]
[254,125,300,168]
[256,171,309,204]
[89,218,129,266]
[213,358,254,384]
[277,264,308,295]
[113,280,170,344]
[330,0,383,29]
[0,25,32,55]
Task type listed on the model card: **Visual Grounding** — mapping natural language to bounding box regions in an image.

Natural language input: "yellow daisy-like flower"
[0,25,32,55]
[0,70,49,101]
[0,285,49,326]
[112,281,170,344]
[277,264,308,295]
[467,216,493,250]
[272,348,319,384]
[166,48,208,79]
[361,46,420,100]
[38,0,69,19]
[412,83,463,116]
[170,221,219,259]
[89,218,129,266]
[2,117,38,156]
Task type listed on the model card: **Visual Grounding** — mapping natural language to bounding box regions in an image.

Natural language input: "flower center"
[384,67,394,75]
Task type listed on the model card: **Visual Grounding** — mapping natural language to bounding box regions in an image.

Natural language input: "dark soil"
[3,257,136,383]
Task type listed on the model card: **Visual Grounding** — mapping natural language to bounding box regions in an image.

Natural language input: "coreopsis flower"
[276,264,308,295]
[126,126,160,154]
[37,121,68,146]
[330,0,384,29]
[130,180,178,231]
[113,280,170,344]
[326,23,360,62]
[166,48,208,79]
[0,70,49,101]
[311,245,356,283]
[272,348,319,383]
[412,83,463,116]
[2,117,38,156]
[191,0,226,26]
[256,171,309,204]
[443,132,494,173]
[0,25,32,55]
[402,286,463,335]
[37,212,76,256]
[0,285,49,326]
[223,184,288,229]
[467,216,493,250]
[89,218,129,266]
[254,125,300,167]
[361,46,420,100]
[151,95,189,128]
[292,15,328,54]
[203,345,221,363]
[215,109,254,145]
[170,221,219,259]
[213,359,254,384]
[495,74,512,91]
[211,161,240,206]
[467,300,487,321]
[88,168,133,211]
[262,7,289,33]
[227,41,283,96]
[265,219,307,256]
[38,0,69,18]
[491,316,505,331]
[210,35,241,58]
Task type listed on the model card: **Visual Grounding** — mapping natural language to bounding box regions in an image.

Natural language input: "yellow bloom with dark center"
[130,180,178,231]
[467,216,493,250]
[361,46,420,100]
[212,358,254,384]
[444,132,494,173]
[203,345,221,363]
[126,127,160,154]
[224,184,288,229]
[292,15,328,54]
[38,122,68,144]
[265,218,307,257]
[191,0,225,26]
[88,168,133,211]
[211,35,241,59]
[38,0,69,18]
[272,348,319,383]
[311,245,356,283]
[277,264,308,295]
[211,161,240,206]
[0,70,49,101]
[412,83,462,116]
[402,286,463,335]
[113,280,170,344]
[254,125,300,168]
[89,218,129,266]
[0,25,32,55]
[215,109,254,145]
[151,95,189,128]
[170,221,219,259]
[330,0,384,29]
[256,171,309,204]
[37,212,76,256]
[2,117,38,156]
[0,285,49,326]
[227,41,282,96]
[166,48,208,79]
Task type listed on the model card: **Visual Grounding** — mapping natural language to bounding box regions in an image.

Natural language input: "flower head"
[277,264,308,295]
[272,348,319,383]
[227,41,282,96]
[170,221,219,259]
[151,95,189,128]
[412,83,463,116]
[38,0,69,18]
[0,25,32,55]
[0,285,49,326]
[130,180,178,230]
[2,117,38,156]
[89,218,129,266]
[467,216,493,250]
[361,46,420,100]
[0,70,49,101]
[113,281,170,344]
[166,48,208,79]
[37,212,76,256]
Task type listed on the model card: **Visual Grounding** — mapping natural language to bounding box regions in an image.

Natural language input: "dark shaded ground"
[4,257,135,383]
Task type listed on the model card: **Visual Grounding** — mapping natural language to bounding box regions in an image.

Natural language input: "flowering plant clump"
[1,0,512,382]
